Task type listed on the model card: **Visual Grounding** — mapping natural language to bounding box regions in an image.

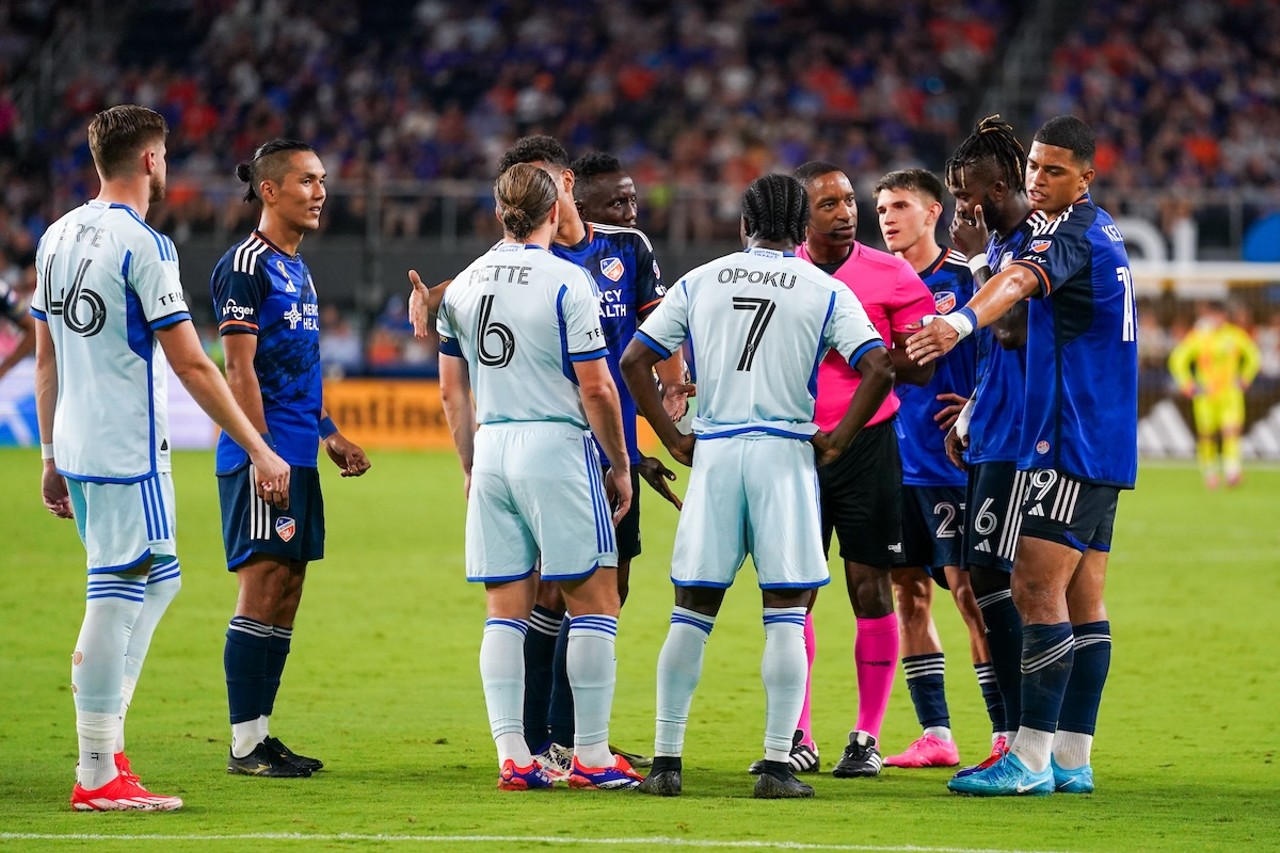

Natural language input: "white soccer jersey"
[437,242,608,427]
[32,201,191,482]
[636,247,882,438]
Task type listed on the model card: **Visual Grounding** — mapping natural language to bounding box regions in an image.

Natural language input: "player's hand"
[251,451,292,510]
[662,382,695,423]
[666,431,695,468]
[408,269,432,339]
[637,455,682,510]
[41,460,73,519]
[905,318,959,366]
[933,392,969,432]
[944,425,969,471]
[324,433,371,477]
[810,430,846,467]
[605,466,633,526]
[950,205,989,257]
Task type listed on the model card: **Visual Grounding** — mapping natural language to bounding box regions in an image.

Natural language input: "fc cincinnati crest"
[275,516,297,542]
[600,257,625,282]
[933,291,956,314]
[1030,239,1052,253]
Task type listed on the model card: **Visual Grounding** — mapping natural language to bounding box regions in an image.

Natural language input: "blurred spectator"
[319,303,364,377]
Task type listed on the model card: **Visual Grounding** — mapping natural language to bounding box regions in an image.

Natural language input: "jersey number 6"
[476,294,515,368]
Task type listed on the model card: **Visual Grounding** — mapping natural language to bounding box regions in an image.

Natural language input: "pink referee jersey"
[797,241,935,431]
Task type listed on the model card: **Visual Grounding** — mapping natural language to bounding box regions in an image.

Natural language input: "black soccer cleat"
[752,760,815,799]
[831,731,883,778]
[609,744,654,769]
[636,757,682,796]
[264,736,324,772]
[227,741,312,778]
[749,729,820,775]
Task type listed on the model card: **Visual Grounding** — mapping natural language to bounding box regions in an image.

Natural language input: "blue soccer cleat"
[567,754,644,790]
[497,759,554,791]
[947,751,1054,797]
[1051,757,1094,794]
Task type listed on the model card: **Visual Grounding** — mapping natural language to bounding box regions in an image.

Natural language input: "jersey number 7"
[733,297,775,372]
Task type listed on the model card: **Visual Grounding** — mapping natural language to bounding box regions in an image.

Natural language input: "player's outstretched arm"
[438,353,476,497]
[655,352,693,423]
[156,321,291,507]
[407,271,452,339]
[905,265,1039,365]
[33,320,71,518]
[319,407,370,478]
[812,346,895,466]
[620,338,694,467]
[573,357,633,525]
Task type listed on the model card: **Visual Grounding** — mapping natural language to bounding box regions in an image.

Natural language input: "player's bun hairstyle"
[1034,115,1096,166]
[498,135,571,176]
[570,152,625,194]
[874,169,944,203]
[495,163,558,241]
[944,114,1026,193]
[792,160,844,192]
[742,174,809,245]
[87,105,168,180]
[237,138,315,203]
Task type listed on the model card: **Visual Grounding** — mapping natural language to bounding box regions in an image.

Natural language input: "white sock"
[654,608,715,758]
[567,615,618,768]
[231,721,264,759]
[480,618,530,767]
[1052,730,1094,769]
[761,608,807,763]
[115,558,181,753]
[996,730,1014,746]
[77,711,119,789]
[115,674,138,754]
[924,725,953,742]
[1010,726,1055,773]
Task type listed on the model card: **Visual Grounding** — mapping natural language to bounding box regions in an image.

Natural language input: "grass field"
[1,448,1277,852]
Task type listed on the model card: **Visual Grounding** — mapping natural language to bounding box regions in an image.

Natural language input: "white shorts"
[465,422,617,583]
[66,472,177,573]
[671,435,830,590]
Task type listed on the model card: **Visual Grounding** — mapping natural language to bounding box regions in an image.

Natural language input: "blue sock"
[902,653,949,729]
[977,587,1023,732]
[975,662,1006,734]
[225,616,272,725]
[547,616,574,747]
[522,605,563,751]
[1058,621,1111,735]
[261,625,292,717]
[1019,622,1074,733]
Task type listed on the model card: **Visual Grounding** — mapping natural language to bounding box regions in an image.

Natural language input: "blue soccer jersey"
[211,231,323,474]
[967,218,1033,465]
[1011,194,1138,488]
[895,248,977,487]
[552,222,664,465]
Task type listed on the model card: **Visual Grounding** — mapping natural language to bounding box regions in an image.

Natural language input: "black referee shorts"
[818,419,904,569]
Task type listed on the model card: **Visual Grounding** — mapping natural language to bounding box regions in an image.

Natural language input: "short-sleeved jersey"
[552,223,664,464]
[635,247,883,439]
[797,241,935,431]
[1011,194,1138,488]
[438,242,607,428]
[967,218,1033,465]
[32,201,190,482]
[1167,321,1261,396]
[211,231,323,474]
[895,248,977,487]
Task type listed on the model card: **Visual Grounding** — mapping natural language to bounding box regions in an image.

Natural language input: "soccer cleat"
[497,759,554,790]
[535,742,574,782]
[264,736,324,772]
[884,733,960,768]
[227,741,312,778]
[1051,757,1094,794]
[752,760,815,799]
[636,757,682,796]
[952,735,1008,780]
[566,754,644,790]
[946,751,1053,796]
[114,752,139,783]
[748,729,820,774]
[71,772,184,811]
[609,744,654,768]
[831,731,882,778]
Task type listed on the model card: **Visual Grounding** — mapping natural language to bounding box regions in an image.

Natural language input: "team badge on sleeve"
[275,517,297,542]
[600,257,625,282]
[1030,239,1053,253]
[933,291,956,314]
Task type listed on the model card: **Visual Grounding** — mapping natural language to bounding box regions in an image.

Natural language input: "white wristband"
[40,442,55,460]
[928,308,975,340]
[967,255,990,277]
[954,398,975,441]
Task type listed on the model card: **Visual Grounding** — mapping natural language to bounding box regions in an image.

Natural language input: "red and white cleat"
[71,772,184,812]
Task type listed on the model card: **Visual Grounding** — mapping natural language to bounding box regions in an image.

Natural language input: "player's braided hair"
[497,135,571,176]
[742,174,809,245]
[495,163,558,241]
[236,139,315,203]
[944,114,1026,193]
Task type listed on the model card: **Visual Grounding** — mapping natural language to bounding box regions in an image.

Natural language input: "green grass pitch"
[0,448,1276,852]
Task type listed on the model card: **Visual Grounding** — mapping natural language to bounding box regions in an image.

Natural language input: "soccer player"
[33,104,291,811]
[939,115,1037,777]
[872,168,1003,769]
[438,162,641,791]
[0,277,35,381]
[1167,301,1260,488]
[788,160,936,779]
[213,139,371,778]
[907,115,1137,796]
[572,152,639,228]
[622,174,893,799]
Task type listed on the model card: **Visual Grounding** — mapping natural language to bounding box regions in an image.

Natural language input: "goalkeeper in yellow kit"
[1168,302,1261,488]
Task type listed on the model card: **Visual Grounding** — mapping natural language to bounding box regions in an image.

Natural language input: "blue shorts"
[1012,469,1119,553]
[217,464,325,570]
[964,461,1020,574]
[901,484,966,573]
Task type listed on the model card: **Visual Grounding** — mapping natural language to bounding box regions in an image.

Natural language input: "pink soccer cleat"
[884,733,961,768]
[497,759,554,791]
[567,754,644,789]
